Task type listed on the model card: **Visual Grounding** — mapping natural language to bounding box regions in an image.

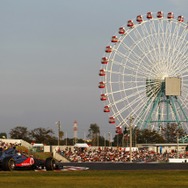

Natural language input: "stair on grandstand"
[53,151,70,162]
[0,138,32,149]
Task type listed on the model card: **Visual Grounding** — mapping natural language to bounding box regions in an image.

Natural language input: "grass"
[16,145,53,160]
[0,170,188,188]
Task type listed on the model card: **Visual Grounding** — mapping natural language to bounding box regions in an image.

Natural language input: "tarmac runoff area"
[60,162,188,170]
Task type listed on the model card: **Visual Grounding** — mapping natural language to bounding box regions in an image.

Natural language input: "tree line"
[0,123,186,146]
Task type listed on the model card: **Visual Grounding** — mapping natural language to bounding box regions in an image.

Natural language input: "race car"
[0,147,56,171]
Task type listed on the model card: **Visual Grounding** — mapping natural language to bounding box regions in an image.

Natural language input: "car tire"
[2,157,15,171]
[45,157,56,171]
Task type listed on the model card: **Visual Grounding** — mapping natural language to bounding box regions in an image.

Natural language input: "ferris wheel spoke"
[121,36,158,69]
[108,86,146,108]
[180,48,188,63]
[164,22,175,67]
[112,93,147,119]
[119,41,146,64]
[111,52,139,68]
[172,48,188,71]
[133,27,155,57]
[127,34,157,66]
[174,58,188,76]
[168,23,185,63]
[171,39,188,65]
[142,24,160,61]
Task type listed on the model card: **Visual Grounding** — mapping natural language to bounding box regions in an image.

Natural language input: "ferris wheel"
[98,11,188,132]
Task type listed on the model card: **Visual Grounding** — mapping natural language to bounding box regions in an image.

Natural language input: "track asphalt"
[61,162,188,170]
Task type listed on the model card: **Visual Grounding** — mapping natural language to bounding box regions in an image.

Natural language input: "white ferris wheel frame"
[99,11,188,132]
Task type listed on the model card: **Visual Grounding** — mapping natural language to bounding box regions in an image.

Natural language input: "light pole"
[129,115,134,163]
[177,132,180,158]
[56,121,61,146]
[65,132,67,146]
[108,132,111,147]
[104,133,106,147]
[73,121,78,144]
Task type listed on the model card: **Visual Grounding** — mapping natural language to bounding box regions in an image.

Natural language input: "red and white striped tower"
[73,120,78,144]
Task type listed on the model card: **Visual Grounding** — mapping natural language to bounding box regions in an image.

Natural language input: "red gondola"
[98,82,105,88]
[127,20,134,28]
[136,15,143,23]
[116,126,122,134]
[104,106,110,113]
[100,94,107,101]
[167,12,174,19]
[109,116,115,124]
[105,46,112,53]
[147,12,153,19]
[101,57,109,65]
[178,15,184,22]
[111,36,119,43]
[99,69,105,76]
[157,11,163,18]
[119,27,126,35]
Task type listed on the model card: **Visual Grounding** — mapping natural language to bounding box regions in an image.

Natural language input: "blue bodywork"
[0,147,28,167]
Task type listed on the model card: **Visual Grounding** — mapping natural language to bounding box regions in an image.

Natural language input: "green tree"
[87,123,100,146]
[29,127,56,145]
[0,132,7,139]
[137,129,165,143]
[59,131,64,140]
[9,126,30,142]
[61,138,85,145]
[163,123,186,143]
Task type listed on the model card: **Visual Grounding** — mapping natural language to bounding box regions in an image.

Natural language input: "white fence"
[169,158,188,163]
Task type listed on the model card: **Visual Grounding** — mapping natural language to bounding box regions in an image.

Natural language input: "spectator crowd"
[59,146,188,163]
[1,140,188,163]
[0,141,19,151]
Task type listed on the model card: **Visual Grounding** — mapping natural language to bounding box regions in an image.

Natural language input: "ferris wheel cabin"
[100,94,107,101]
[127,20,134,28]
[116,126,122,134]
[99,69,105,76]
[118,27,126,35]
[98,81,105,89]
[136,15,143,23]
[111,36,119,43]
[104,106,110,113]
[157,11,163,18]
[146,12,153,19]
[109,117,115,124]
[105,46,112,53]
[167,12,174,19]
[178,15,184,22]
[101,57,109,65]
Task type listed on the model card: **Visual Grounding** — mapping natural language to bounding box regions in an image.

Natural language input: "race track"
[61,162,188,170]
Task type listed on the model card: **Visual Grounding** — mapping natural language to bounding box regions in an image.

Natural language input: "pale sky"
[0,0,188,139]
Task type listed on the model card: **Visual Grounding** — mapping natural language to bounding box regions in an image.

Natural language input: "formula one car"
[0,147,56,171]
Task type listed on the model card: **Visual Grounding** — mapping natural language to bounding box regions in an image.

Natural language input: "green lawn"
[0,170,188,188]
